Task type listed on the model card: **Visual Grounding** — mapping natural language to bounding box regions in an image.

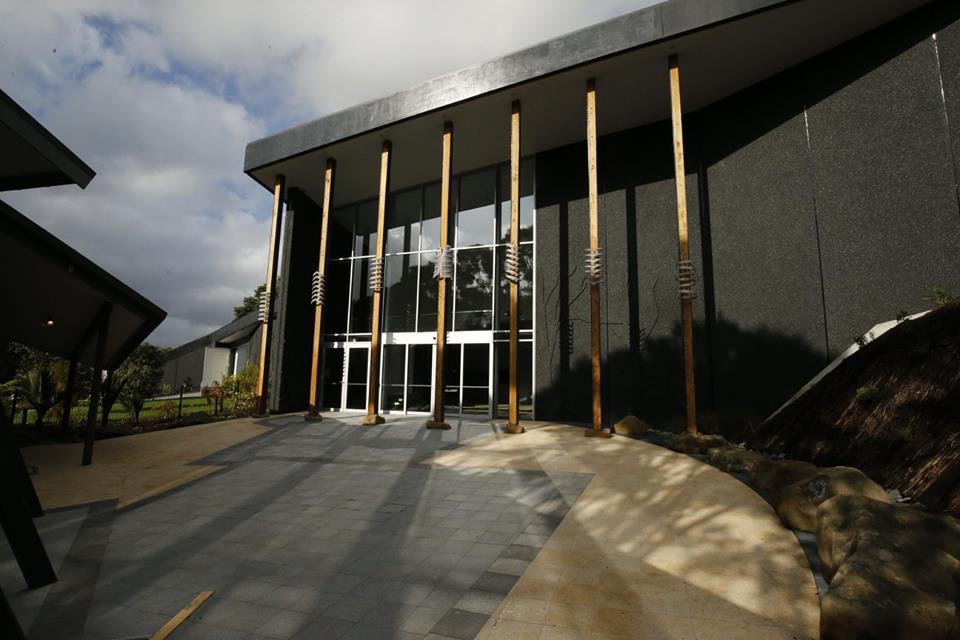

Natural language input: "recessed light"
[42,317,55,328]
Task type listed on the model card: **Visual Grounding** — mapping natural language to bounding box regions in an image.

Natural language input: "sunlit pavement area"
[1,414,819,639]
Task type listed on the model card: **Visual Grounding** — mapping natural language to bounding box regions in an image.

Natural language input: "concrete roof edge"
[243,0,792,174]
[0,87,97,189]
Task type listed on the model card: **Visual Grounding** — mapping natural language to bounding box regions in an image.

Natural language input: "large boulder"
[816,495,960,581]
[613,415,650,436]
[816,496,960,640]
[750,458,819,492]
[774,466,890,532]
[669,432,729,455]
[822,551,957,640]
[705,445,766,474]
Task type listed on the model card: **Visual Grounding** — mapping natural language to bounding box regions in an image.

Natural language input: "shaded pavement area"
[1,414,591,639]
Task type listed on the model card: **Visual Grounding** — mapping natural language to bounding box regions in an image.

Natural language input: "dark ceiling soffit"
[0,88,96,189]
[242,0,796,184]
[0,200,166,327]
[0,172,76,192]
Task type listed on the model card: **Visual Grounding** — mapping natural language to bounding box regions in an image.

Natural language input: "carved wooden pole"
[254,175,286,416]
[504,102,524,434]
[669,55,699,435]
[585,80,612,438]
[305,159,336,420]
[362,142,391,425]
[426,123,453,430]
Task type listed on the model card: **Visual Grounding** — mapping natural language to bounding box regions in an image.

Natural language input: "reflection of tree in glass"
[383,255,418,332]
[456,249,493,329]
[497,245,534,330]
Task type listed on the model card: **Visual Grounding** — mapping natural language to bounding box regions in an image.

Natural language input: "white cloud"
[1,0,656,346]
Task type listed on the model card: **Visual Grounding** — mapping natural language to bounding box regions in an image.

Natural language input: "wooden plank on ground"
[149,590,213,640]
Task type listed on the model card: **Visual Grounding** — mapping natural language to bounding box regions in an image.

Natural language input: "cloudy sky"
[1,0,655,347]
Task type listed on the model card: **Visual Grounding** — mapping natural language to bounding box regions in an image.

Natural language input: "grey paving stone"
[430,608,490,640]
[423,587,468,610]
[323,595,379,622]
[1,415,590,640]
[255,609,313,639]
[290,615,354,640]
[401,605,448,634]
[488,557,530,577]
[471,571,519,595]
[500,544,539,561]
[454,589,503,615]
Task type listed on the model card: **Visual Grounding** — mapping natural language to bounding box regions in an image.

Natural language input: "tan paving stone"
[22,416,271,509]
[429,424,820,639]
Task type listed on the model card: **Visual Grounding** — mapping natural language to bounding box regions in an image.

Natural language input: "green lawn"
[10,396,223,426]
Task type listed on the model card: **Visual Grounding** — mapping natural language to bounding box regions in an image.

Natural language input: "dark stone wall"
[269,188,321,413]
[534,0,960,432]
[535,121,707,430]
[695,64,830,430]
[803,4,960,356]
[937,1,960,204]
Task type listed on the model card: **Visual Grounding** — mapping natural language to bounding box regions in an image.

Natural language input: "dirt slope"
[749,301,960,516]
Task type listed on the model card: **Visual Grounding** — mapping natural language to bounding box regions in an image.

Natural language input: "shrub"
[156,400,178,421]
[855,385,881,405]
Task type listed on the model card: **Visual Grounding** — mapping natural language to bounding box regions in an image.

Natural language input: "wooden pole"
[362,142,391,425]
[669,55,698,435]
[505,102,524,434]
[254,175,286,416]
[306,159,336,420]
[426,123,453,430]
[82,303,111,466]
[585,80,611,438]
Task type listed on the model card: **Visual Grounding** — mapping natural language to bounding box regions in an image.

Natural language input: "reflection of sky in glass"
[457,169,495,247]
[354,200,378,257]
[386,190,421,254]
[498,160,534,243]
[421,182,443,251]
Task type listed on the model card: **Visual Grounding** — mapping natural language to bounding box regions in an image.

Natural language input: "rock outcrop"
[668,432,729,455]
[613,415,650,437]
[704,445,766,474]
[816,495,960,640]
[774,466,891,533]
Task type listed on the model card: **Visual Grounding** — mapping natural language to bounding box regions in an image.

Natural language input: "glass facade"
[320,159,534,419]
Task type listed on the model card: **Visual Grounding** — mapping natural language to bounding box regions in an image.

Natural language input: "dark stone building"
[243,0,960,432]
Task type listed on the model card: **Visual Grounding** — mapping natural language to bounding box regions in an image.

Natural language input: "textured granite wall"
[269,188,321,413]
[534,0,960,430]
[535,122,707,429]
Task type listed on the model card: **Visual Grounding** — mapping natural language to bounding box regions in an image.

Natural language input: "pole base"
[584,428,614,438]
[502,422,525,435]
[425,420,452,430]
[303,413,324,422]
[361,414,386,425]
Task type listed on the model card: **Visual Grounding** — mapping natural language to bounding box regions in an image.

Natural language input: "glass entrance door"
[345,345,369,409]
[444,337,492,418]
[320,343,370,411]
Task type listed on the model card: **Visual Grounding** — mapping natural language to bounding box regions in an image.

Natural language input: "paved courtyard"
[1,414,820,639]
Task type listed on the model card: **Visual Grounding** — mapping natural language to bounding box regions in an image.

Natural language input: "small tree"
[11,368,61,427]
[222,362,259,415]
[100,374,128,427]
[118,344,165,423]
[234,284,265,320]
[201,381,225,415]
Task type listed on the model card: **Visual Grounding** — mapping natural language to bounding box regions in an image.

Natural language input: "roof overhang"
[244,0,933,206]
[0,200,166,369]
[0,88,96,192]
